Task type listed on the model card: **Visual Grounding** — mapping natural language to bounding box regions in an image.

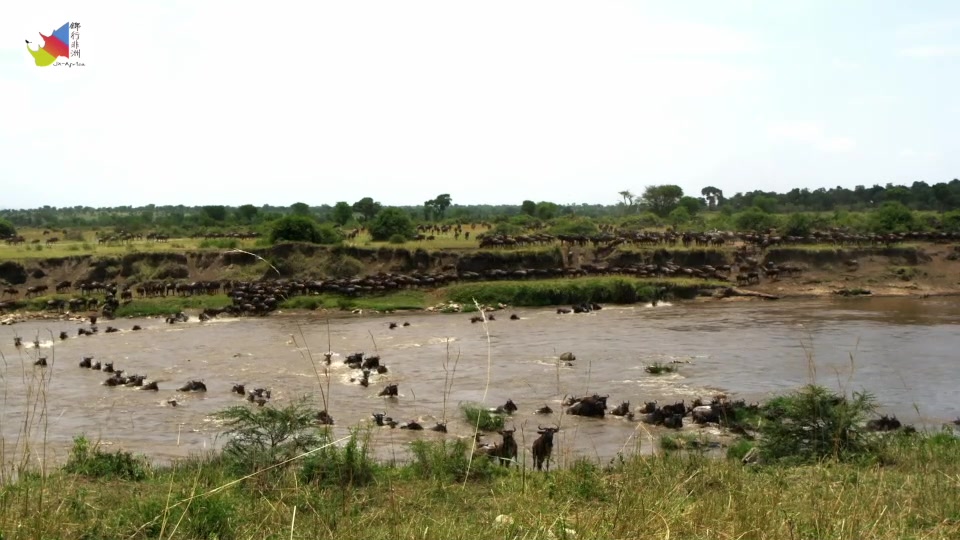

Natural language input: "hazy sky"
[2,1,959,209]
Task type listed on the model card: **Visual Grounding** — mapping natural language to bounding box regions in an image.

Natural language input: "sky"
[2,1,959,209]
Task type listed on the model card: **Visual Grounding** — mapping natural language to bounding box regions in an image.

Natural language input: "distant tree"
[701,186,724,210]
[201,205,228,222]
[290,202,311,216]
[368,208,415,241]
[678,196,703,216]
[521,200,537,217]
[270,215,321,244]
[883,186,911,206]
[642,185,684,216]
[618,190,635,206]
[236,204,259,224]
[425,193,452,220]
[353,197,382,222]
[332,202,353,226]
[752,195,778,214]
[0,218,16,237]
[535,201,560,220]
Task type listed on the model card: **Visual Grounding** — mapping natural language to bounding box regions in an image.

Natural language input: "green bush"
[63,435,148,480]
[461,404,505,431]
[549,217,599,236]
[270,215,322,244]
[868,202,916,234]
[783,213,814,237]
[369,208,415,241]
[758,385,880,464]
[388,233,407,244]
[0,218,15,238]
[734,207,780,232]
[316,224,345,244]
[215,397,324,473]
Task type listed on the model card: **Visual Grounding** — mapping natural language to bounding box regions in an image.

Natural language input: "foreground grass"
[2,433,959,539]
[280,290,433,312]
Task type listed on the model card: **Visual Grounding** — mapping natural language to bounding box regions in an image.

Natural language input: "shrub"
[644,362,676,375]
[369,208,415,241]
[461,404,505,431]
[0,218,15,238]
[270,215,322,244]
[620,213,662,230]
[734,207,780,232]
[63,435,148,480]
[388,234,407,244]
[758,385,880,463]
[869,202,916,234]
[215,397,324,473]
[784,213,814,237]
[316,224,344,244]
[324,255,364,279]
[549,217,599,236]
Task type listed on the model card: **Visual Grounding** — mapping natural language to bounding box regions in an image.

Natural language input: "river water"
[1,297,958,468]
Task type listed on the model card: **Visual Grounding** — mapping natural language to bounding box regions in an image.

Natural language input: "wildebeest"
[13,336,22,348]
[141,381,159,391]
[79,356,93,368]
[494,399,518,415]
[131,325,142,331]
[401,420,423,430]
[316,410,335,425]
[34,357,48,367]
[59,331,69,340]
[178,380,207,392]
[488,429,518,467]
[102,362,114,373]
[565,394,608,417]
[866,415,902,432]
[532,426,559,471]
[610,401,631,417]
[509,314,520,320]
[536,405,554,415]
[379,383,398,397]
[372,412,398,428]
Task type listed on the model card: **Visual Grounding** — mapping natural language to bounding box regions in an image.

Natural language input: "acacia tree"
[290,202,311,216]
[521,200,537,216]
[642,185,684,216]
[701,186,724,210]
[424,193,452,220]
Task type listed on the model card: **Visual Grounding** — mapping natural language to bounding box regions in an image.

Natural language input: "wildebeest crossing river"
[2,297,959,468]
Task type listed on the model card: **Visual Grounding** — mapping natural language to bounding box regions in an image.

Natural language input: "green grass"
[280,290,431,312]
[442,277,723,307]
[0,234,260,260]
[113,295,233,317]
[2,432,959,539]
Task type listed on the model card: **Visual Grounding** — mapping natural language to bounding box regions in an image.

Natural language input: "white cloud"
[899,148,941,160]
[897,46,960,58]
[768,122,856,154]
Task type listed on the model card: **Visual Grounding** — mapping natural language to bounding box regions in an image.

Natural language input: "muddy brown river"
[2,297,959,469]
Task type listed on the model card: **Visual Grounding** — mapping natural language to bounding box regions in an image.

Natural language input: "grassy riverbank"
[2,431,958,539]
